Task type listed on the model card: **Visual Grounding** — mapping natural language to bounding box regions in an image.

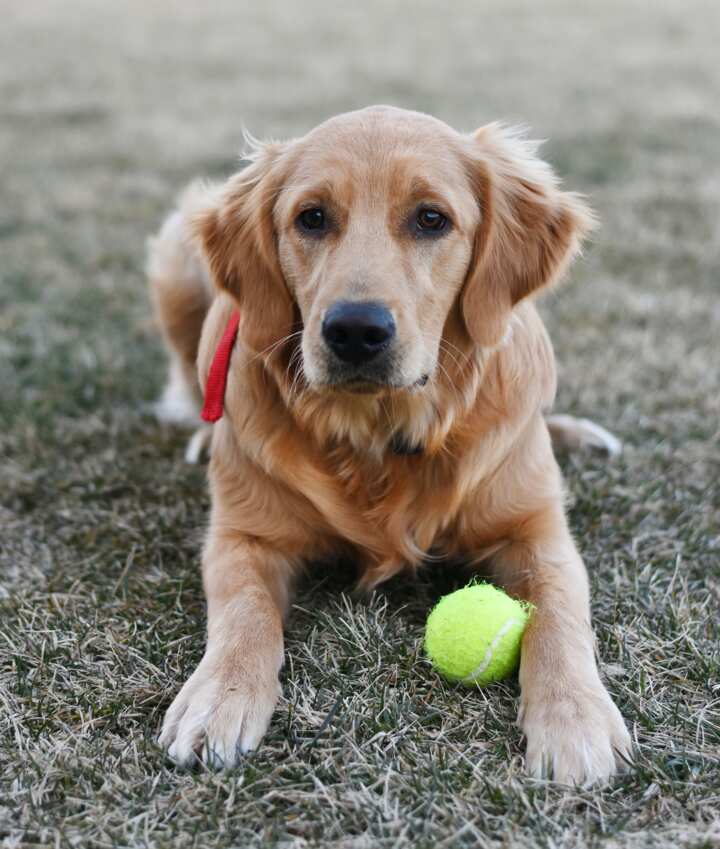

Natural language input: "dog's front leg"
[159,533,290,768]
[491,510,632,785]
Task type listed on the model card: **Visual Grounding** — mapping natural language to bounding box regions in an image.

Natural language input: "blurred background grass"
[1,2,718,847]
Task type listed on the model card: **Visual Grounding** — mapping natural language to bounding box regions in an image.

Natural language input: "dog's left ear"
[190,140,295,354]
[462,124,596,348]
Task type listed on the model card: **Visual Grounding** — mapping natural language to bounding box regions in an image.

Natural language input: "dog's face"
[273,111,479,392]
[195,106,593,396]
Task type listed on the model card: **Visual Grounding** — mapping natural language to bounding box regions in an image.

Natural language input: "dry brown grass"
[1,1,718,846]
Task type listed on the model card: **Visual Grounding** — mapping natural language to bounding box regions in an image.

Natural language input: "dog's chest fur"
[297,414,514,586]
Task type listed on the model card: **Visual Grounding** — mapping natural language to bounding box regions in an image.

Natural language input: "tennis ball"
[424,583,531,686]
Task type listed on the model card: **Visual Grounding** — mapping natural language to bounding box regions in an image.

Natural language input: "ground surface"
[1,1,719,847]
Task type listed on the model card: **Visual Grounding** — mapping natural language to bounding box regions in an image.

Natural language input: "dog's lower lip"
[337,380,385,395]
[321,373,430,394]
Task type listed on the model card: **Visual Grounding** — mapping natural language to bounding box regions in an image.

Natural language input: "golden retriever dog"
[148,105,630,784]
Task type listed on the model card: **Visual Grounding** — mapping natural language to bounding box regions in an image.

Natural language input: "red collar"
[200,312,240,423]
[201,315,425,455]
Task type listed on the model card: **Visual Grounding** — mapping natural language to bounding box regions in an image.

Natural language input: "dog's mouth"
[303,340,432,396]
[321,373,430,396]
[336,379,387,396]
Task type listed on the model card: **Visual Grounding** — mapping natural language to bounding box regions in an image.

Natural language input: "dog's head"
[194,106,594,397]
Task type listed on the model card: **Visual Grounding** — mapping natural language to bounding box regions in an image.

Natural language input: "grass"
[1,0,719,846]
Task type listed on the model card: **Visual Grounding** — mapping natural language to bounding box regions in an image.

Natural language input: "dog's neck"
[390,433,424,456]
[281,350,488,462]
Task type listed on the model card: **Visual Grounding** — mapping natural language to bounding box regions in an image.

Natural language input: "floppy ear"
[462,124,596,348]
[191,141,294,353]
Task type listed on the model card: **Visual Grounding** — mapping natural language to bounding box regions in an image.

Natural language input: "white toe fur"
[546,413,622,457]
[520,685,632,785]
[184,426,212,464]
[154,357,202,427]
[159,656,281,769]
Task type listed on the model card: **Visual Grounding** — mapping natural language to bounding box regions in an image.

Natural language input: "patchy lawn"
[1,1,718,846]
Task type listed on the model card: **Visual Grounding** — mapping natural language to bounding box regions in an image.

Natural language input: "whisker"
[433,360,464,407]
[438,337,470,362]
[245,329,303,368]
[285,345,307,401]
[438,342,464,371]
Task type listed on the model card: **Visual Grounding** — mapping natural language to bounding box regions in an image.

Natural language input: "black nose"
[322,301,396,365]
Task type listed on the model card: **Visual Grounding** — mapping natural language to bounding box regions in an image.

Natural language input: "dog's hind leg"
[545,414,622,457]
[147,188,215,427]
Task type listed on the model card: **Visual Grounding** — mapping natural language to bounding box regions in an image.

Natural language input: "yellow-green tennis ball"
[424,584,531,686]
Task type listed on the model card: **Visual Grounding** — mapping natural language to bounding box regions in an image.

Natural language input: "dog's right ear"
[189,141,294,353]
[461,124,596,349]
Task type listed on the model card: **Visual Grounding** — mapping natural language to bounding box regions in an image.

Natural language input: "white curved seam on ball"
[461,617,519,684]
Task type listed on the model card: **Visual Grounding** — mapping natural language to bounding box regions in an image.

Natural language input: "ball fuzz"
[424,584,532,686]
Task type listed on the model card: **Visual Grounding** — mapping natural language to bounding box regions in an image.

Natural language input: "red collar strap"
[201,314,425,454]
[200,311,241,423]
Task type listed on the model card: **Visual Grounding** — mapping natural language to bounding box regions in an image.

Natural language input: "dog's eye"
[297,207,326,232]
[416,208,448,234]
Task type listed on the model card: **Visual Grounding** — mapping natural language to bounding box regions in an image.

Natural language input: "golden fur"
[150,106,631,783]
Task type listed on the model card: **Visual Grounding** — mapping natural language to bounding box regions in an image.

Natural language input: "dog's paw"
[519,684,632,785]
[154,358,202,428]
[159,657,281,768]
[184,426,212,464]
[546,414,622,457]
